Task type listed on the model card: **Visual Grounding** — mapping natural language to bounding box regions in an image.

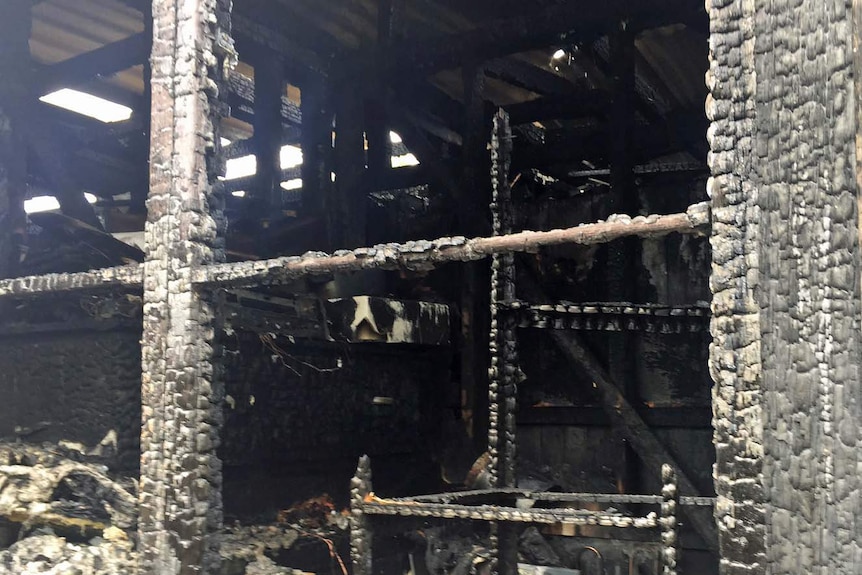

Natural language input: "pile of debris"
[0,439,353,575]
[0,437,137,574]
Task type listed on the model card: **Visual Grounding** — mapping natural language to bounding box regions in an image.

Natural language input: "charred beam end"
[0,204,710,300]
[0,265,142,298]
[193,202,710,288]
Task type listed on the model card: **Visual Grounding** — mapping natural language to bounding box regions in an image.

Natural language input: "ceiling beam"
[33,33,149,96]
[337,0,696,82]
[484,58,577,96]
[504,90,608,125]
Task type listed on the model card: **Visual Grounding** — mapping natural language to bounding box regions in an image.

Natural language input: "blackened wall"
[220,332,452,518]
[0,328,142,471]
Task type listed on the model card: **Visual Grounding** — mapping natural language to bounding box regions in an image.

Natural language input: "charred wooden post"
[131,3,154,215]
[461,64,491,456]
[489,110,519,575]
[488,110,517,489]
[300,76,332,223]
[364,0,400,183]
[253,48,285,214]
[660,464,679,575]
[350,455,374,575]
[0,0,31,281]
[139,0,233,572]
[607,22,640,497]
[333,91,367,248]
[708,1,862,573]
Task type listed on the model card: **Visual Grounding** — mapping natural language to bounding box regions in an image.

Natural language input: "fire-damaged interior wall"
[0,326,142,471]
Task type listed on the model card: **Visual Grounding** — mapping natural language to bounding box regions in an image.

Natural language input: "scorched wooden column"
[139,0,232,573]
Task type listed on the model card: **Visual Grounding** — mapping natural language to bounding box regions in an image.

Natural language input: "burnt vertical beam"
[139,0,232,573]
[489,110,519,575]
[708,0,862,573]
[660,464,680,575]
[131,2,153,215]
[350,455,374,575]
[300,76,332,223]
[606,23,640,496]
[0,0,30,281]
[461,64,490,236]
[460,64,490,460]
[333,91,367,249]
[253,49,285,214]
[364,0,400,182]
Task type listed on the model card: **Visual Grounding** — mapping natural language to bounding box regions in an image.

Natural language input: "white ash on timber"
[0,529,136,575]
[0,440,136,534]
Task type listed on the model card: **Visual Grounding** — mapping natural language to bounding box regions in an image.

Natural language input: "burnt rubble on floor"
[0,437,353,575]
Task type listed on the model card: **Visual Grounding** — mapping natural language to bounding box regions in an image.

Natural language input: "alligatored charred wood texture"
[707,1,862,574]
[139,0,233,573]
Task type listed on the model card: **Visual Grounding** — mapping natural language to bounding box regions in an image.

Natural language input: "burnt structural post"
[300,76,332,224]
[139,0,233,573]
[606,22,640,498]
[253,47,285,215]
[332,86,367,249]
[708,1,862,574]
[0,0,30,281]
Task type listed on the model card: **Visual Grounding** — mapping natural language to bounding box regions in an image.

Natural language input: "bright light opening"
[231,190,247,198]
[39,89,133,123]
[391,153,420,168]
[389,131,403,144]
[222,155,257,181]
[221,137,232,147]
[281,179,302,191]
[84,192,98,204]
[552,49,567,60]
[280,145,303,169]
[24,195,61,214]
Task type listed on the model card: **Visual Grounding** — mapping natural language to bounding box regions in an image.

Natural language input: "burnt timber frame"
[18,1,862,574]
[0,2,717,570]
[346,111,700,575]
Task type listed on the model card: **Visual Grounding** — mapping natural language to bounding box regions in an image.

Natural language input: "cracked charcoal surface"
[139,0,232,573]
[708,0,862,573]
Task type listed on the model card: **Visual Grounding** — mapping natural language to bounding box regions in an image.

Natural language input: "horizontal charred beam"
[485,59,577,97]
[193,202,710,288]
[0,203,710,297]
[518,405,713,428]
[513,123,677,170]
[505,90,608,124]
[33,33,150,95]
[359,498,657,526]
[0,265,142,297]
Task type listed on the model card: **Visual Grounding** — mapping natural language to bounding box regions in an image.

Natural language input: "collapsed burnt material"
[0,440,136,536]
